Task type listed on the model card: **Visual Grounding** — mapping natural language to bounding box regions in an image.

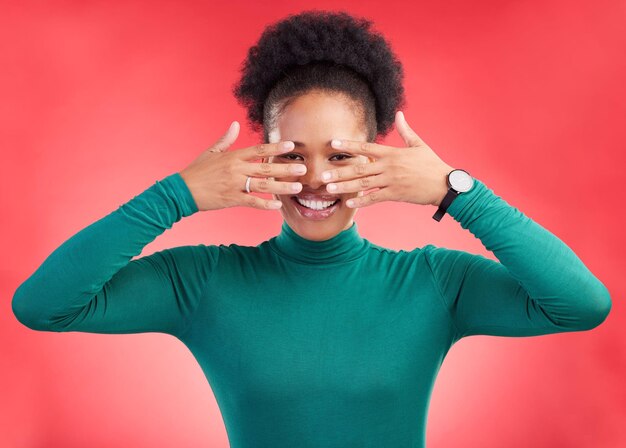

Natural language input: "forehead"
[276,91,366,143]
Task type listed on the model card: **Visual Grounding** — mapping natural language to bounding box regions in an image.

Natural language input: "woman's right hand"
[179,121,307,212]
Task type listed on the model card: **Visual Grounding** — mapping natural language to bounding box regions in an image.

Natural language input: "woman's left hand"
[322,111,456,209]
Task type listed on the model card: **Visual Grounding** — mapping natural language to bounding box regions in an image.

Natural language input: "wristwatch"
[432,169,474,221]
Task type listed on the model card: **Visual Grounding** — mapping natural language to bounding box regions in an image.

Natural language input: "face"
[264,90,372,241]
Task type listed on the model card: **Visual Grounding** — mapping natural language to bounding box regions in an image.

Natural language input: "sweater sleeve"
[423,177,611,341]
[11,172,219,339]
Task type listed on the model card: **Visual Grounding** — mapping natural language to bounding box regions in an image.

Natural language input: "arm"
[11,173,219,339]
[423,178,611,341]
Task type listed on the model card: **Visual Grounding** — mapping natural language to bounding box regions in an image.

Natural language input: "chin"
[279,194,357,241]
[293,225,348,242]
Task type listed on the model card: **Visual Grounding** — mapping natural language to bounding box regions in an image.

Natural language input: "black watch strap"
[432,188,460,222]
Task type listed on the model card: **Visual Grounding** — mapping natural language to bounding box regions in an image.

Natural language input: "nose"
[298,159,328,191]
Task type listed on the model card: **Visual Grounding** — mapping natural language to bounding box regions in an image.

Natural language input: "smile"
[295,197,339,210]
[290,196,341,220]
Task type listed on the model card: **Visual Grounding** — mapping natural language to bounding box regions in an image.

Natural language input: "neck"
[268,220,369,264]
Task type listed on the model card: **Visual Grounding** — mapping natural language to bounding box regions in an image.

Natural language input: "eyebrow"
[292,140,333,148]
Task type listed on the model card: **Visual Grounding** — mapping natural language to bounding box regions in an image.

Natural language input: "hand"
[320,111,455,208]
[179,121,306,211]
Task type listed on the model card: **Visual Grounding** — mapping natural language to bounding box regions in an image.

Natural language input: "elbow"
[12,283,52,331]
[577,283,612,331]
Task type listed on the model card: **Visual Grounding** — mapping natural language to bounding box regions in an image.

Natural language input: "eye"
[330,154,353,161]
[278,154,303,161]
[278,153,352,162]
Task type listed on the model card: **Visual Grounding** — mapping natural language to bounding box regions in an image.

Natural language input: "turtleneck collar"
[268,220,369,264]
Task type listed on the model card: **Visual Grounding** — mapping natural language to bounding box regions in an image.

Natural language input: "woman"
[12,10,611,448]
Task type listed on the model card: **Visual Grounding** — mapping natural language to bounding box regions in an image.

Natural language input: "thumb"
[209,121,240,152]
[395,111,425,148]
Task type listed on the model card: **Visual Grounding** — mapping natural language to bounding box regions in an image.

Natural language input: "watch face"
[448,169,474,193]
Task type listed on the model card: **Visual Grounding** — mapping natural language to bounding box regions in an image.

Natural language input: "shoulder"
[367,240,434,259]
[419,244,495,282]
[374,242,481,273]
[364,240,436,270]
[154,241,263,268]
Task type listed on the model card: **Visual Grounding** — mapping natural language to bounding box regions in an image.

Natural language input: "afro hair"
[232,10,406,143]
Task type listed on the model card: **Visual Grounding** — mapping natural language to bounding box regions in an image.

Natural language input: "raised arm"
[11,172,218,338]
[423,178,612,341]
[12,121,306,338]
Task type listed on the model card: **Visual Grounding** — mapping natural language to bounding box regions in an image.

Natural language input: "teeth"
[296,197,338,210]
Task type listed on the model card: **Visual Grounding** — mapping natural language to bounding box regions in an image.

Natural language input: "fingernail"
[321,171,331,181]
[282,141,294,150]
[291,183,302,192]
[293,165,306,174]
[327,184,337,192]
[331,139,342,147]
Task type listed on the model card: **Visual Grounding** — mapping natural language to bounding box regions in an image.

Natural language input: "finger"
[345,188,389,209]
[240,193,283,210]
[395,111,426,148]
[240,140,296,161]
[330,138,388,158]
[245,160,307,178]
[209,121,240,153]
[325,173,386,194]
[247,177,303,195]
[320,160,383,183]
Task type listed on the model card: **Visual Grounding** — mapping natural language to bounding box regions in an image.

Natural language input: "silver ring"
[245,176,252,193]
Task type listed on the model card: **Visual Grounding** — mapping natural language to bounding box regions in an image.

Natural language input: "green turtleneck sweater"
[12,172,611,447]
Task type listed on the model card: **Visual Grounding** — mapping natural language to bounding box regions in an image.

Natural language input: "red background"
[2,0,625,446]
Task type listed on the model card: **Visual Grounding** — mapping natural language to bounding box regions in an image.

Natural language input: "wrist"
[432,166,454,207]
